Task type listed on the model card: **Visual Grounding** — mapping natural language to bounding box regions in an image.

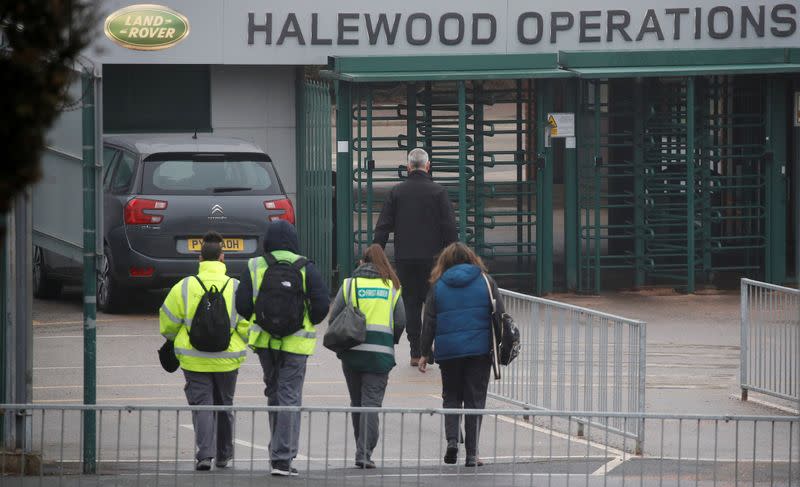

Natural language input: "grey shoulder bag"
[323,278,368,354]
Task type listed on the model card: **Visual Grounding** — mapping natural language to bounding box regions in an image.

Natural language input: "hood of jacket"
[263,220,300,253]
[440,263,482,288]
[351,263,383,279]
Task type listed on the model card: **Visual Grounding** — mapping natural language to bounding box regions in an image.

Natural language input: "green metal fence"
[296,79,333,286]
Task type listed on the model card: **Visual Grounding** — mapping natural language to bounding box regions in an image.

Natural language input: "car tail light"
[264,199,295,224]
[129,266,154,277]
[125,198,168,225]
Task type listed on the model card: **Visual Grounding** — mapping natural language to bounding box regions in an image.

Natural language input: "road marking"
[33,318,154,326]
[36,334,162,339]
[590,456,625,476]
[728,394,800,415]
[179,423,308,461]
[33,380,349,390]
[426,394,626,458]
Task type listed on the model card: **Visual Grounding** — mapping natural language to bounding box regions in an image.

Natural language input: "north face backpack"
[253,253,308,338]
[188,276,232,353]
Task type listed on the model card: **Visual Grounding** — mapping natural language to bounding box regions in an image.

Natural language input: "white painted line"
[35,334,162,339]
[179,423,308,461]
[590,456,625,476]
[728,394,799,415]
[426,393,626,458]
[494,415,626,458]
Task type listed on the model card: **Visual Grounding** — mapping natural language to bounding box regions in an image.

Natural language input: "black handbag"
[158,339,180,373]
[481,274,521,380]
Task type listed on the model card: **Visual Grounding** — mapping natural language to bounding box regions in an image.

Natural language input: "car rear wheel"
[32,246,63,299]
[97,248,128,313]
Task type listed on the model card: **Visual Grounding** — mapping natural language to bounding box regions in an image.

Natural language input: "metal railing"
[0,404,797,487]
[740,278,800,406]
[492,289,647,454]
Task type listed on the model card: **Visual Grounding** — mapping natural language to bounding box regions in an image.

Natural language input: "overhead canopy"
[321,53,571,82]
[560,48,800,79]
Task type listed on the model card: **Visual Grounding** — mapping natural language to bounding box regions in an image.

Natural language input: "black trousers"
[439,355,491,457]
[395,259,434,359]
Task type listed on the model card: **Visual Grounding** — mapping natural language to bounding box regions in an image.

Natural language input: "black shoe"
[444,445,458,464]
[465,457,484,467]
[271,460,299,476]
[195,458,213,471]
[355,460,376,469]
[215,457,232,468]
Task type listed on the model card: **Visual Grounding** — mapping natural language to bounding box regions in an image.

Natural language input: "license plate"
[187,238,245,252]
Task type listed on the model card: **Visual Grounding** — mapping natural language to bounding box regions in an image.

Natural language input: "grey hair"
[407,148,429,169]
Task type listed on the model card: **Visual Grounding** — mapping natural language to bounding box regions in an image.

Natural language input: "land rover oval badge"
[104,4,189,51]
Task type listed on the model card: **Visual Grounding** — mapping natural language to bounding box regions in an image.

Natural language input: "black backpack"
[253,253,308,338]
[188,276,232,353]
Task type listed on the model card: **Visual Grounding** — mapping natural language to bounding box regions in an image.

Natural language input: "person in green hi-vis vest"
[328,244,406,469]
[235,221,330,477]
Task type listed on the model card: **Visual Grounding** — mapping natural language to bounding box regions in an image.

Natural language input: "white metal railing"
[740,278,800,406]
[491,289,647,454]
[0,404,796,486]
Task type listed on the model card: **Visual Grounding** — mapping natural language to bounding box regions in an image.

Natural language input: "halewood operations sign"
[97,0,800,64]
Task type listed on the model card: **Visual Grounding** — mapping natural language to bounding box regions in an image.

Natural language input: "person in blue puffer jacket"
[417,242,505,468]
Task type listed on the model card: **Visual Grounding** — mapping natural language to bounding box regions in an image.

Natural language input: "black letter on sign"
[248,13,272,45]
[277,13,305,45]
[550,12,574,44]
[439,13,465,46]
[407,13,433,46]
[607,10,632,42]
[472,13,496,45]
[708,6,733,39]
[580,10,601,42]
[665,8,690,40]
[518,12,544,45]
[636,9,665,41]
[695,8,703,39]
[365,14,401,45]
[771,4,797,38]
[338,13,359,45]
[311,13,332,45]
[741,6,765,38]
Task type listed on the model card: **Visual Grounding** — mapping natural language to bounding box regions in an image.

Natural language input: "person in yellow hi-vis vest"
[328,244,405,469]
[234,220,330,477]
[159,231,249,472]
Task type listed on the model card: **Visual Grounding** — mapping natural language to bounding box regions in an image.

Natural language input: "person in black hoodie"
[373,148,458,365]
[235,220,330,476]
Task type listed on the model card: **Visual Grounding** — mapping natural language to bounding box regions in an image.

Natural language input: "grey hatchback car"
[33,135,294,312]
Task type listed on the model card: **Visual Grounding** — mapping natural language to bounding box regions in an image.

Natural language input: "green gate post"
[765,78,788,285]
[406,83,417,150]
[295,69,306,257]
[564,79,578,291]
[366,89,374,244]
[686,77,696,293]
[457,80,468,242]
[335,81,354,282]
[536,80,554,294]
[81,69,97,474]
[633,80,646,288]
[473,82,486,253]
[592,81,602,294]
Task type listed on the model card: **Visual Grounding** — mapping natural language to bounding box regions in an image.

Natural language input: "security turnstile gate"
[577,76,778,293]
[339,79,554,293]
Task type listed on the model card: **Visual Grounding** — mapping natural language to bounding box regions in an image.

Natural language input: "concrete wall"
[210,65,298,203]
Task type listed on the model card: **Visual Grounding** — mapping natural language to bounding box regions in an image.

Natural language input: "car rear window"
[141,153,282,195]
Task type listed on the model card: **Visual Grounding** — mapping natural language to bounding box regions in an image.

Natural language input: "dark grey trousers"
[342,365,389,463]
[256,349,308,462]
[182,369,238,461]
[439,355,491,457]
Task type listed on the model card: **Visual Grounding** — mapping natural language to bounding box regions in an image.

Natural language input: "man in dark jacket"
[235,220,330,476]
[373,148,458,365]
